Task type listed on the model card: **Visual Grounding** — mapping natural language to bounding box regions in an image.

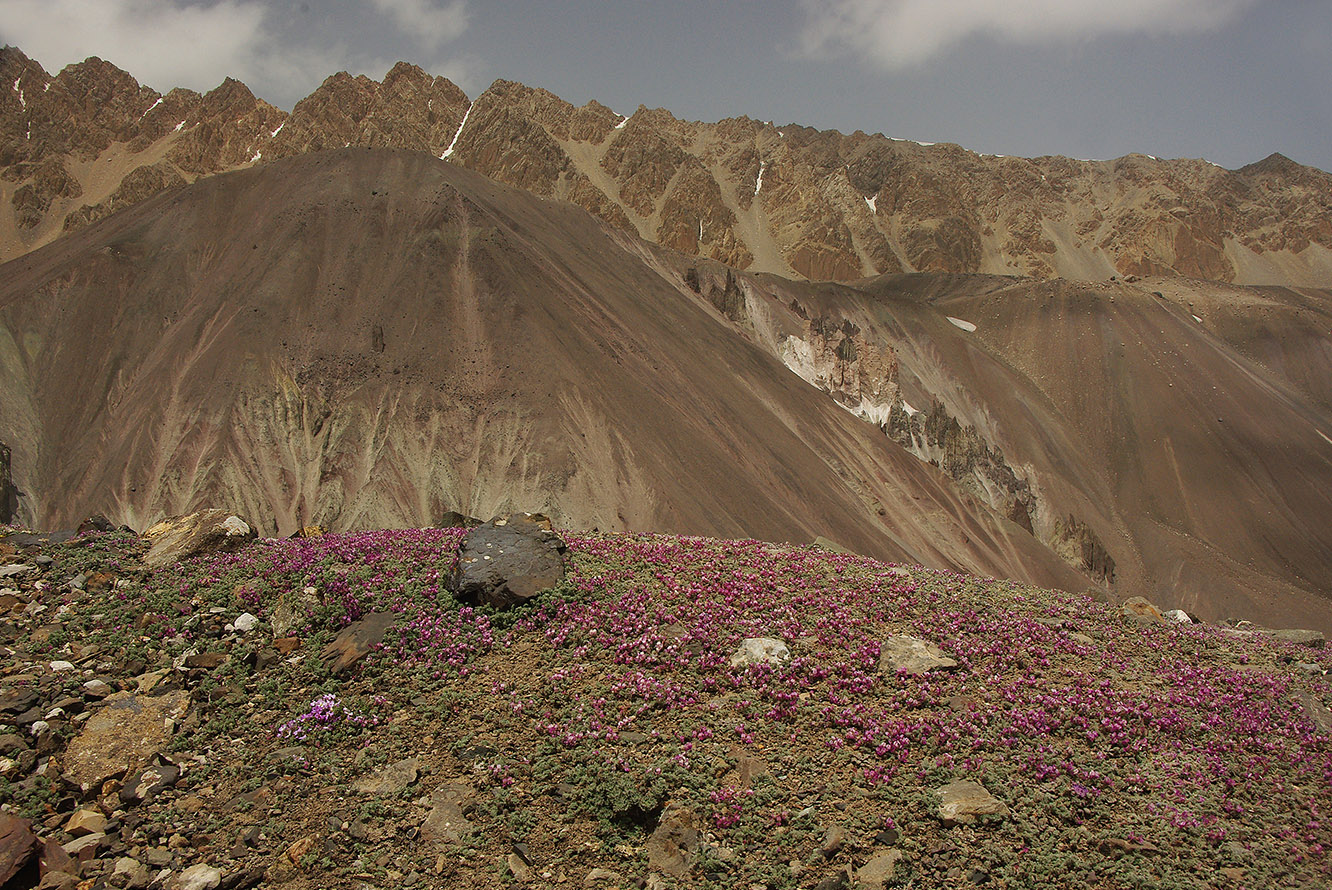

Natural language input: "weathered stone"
[0,811,39,886]
[506,852,530,882]
[729,637,790,668]
[879,635,957,675]
[585,868,624,886]
[1120,596,1165,626]
[64,808,107,837]
[62,690,191,792]
[1162,609,1193,624]
[421,782,474,847]
[354,757,419,795]
[856,850,904,889]
[270,586,320,637]
[176,862,223,890]
[448,514,567,609]
[935,780,1009,826]
[820,825,845,856]
[645,803,698,877]
[119,758,181,805]
[39,837,77,879]
[113,856,152,889]
[1297,693,1332,734]
[61,831,104,859]
[322,611,396,674]
[1268,628,1326,649]
[141,510,256,570]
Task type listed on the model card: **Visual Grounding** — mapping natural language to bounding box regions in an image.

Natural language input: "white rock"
[729,637,791,668]
[233,612,259,632]
[30,720,49,735]
[176,862,223,890]
[50,660,76,672]
[1163,609,1193,623]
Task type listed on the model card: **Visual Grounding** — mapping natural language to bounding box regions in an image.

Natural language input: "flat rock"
[0,811,38,886]
[936,780,1009,826]
[141,510,256,569]
[322,611,396,674]
[175,863,223,890]
[729,637,790,668]
[448,514,567,609]
[1268,628,1326,649]
[1297,693,1332,734]
[62,690,191,792]
[856,850,904,889]
[645,803,698,877]
[354,757,419,795]
[879,635,957,675]
[64,809,107,837]
[421,782,474,846]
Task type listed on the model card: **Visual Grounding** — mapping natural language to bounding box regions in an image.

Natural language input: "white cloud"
[798,0,1263,67]
[369,0,468,50]
[0,0,274,92]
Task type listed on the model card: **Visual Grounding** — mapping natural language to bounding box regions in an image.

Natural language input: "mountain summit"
[3,47,1331,286]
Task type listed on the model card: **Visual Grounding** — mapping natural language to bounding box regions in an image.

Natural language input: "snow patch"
[1192,314,1203,323]
[43,82,49,92]
[946,316,977,332]
[778,130,785,138]
[173,120,185,132]
[615,115,628,129]
[902,401,918,417]
[754,160,766,196]
[15,78,24,109]
[1319,430,1332,447]
[250,150,262,163]
[138,97,164,120]
[440,103,472,159]
[270,121,285,138]
[865,194,877,213]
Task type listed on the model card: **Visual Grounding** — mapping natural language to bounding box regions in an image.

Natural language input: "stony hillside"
[0,518,1328,890]
[3,47,1331,286]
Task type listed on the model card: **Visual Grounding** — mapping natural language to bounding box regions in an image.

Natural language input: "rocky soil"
[3,47,1331,286]
[1,515,1329,889]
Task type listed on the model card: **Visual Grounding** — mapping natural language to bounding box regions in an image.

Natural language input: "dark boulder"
[448,514,567,609]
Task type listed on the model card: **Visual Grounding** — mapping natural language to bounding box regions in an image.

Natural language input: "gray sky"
[2,0,1329,172]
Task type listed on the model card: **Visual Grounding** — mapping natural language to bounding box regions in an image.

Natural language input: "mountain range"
[2,48,1331,633]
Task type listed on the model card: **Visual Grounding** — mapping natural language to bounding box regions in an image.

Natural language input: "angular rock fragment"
[322,611,397,675]
[448,514,567,609]
[935,780,1009,826]
[142,510,256,569]
[879,635,957,675]
[729,637,790,668]
[62,690,191,793]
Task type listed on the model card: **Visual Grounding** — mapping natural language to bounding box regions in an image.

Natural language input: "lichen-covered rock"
[729,638,791,668]
[141,510,256,569]
[936,780,1009,826]
[448,513,567,609]
[879,635,958,675]
[62,690,191,793]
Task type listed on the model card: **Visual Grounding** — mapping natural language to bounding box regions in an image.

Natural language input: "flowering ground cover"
[2,525,1330,888]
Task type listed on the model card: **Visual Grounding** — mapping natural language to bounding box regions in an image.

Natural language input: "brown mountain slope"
[0,147,1088,597]
[3,48,1331,285]
[652,257,1332,631]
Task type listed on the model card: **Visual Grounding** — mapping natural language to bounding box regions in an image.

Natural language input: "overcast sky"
[2,0,1329,172]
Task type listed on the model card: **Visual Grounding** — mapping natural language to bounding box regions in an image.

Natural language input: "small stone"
[64,809,107,837]
[144,846,173,867]
[322,612,396,674]
[354,757,419,795]
[880,635,957,675]
[48,661,76,672]
[935,780,1009,826]
[1269,628,1326,649]
[729,638,791,668]
[1120,596,1165,626]
[507,852,530,882]
[820,826,845,856]
[646,804,698,877]
[1162,609,1192,623]
[585,868,624,886]
[113,856,152,889]
[284,835,316,866]
[176,863,223,890]
[82,679,114,699]
[856,850,904,889]
[184,652,226,670]
[232,613,259,633]
[61,831,105,859]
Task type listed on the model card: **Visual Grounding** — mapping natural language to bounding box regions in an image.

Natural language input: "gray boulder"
[448,514,567,609]
[142,510,256,569]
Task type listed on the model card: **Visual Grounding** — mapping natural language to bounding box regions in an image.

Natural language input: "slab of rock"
[0,811,38,886]
[729,637,790,668]
[856,850,904,889]
[141,510,256,569]
[1120,596,1165,626]
[935,780,1009,826]
[354,757,419,795]
[176,863,223,890]
[64,809,106,837]
[448,514,567,609]
[120,757,182,805]
[1268,628,1326,649]
[421,782,475,846]
[879,635,957,675]
[322,611,397,675]
[646,803,698,877]
[62,690,191,793]
[112,857,151,889]
[1297,693,1332,734]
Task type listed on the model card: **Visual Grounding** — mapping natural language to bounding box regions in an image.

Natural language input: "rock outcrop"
[449,514,568,609]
